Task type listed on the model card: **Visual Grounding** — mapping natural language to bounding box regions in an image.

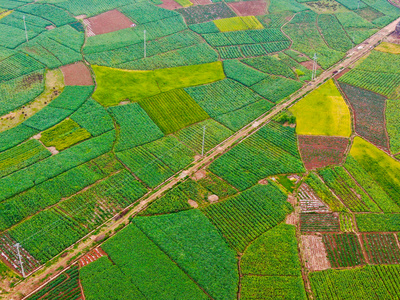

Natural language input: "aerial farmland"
[1,0,400,299]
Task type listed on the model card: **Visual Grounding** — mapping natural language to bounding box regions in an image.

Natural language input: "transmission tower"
[201,126,206,156]
[144,30,146,58]
[23,16,28,42]
[15,243,26,278]
[311,53,318,81]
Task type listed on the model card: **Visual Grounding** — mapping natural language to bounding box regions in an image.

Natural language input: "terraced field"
[1,0,400,299]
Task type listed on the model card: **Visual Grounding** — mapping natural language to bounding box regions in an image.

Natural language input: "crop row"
[362,233,400,264]
[300,214,340,232]
[323,233,364,268]
[201,183,292,252]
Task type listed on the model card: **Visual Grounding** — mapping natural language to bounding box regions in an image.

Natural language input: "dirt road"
[16,16,400,300]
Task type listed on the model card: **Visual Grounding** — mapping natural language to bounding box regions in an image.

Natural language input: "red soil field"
[79,247,107,267]
[300,60,320,70]
[338,82,389,152]
[298,135,349,170]
[61,62,94,86]
[227,1,267,16]
[83,10,135,36]
[158,0,183,10]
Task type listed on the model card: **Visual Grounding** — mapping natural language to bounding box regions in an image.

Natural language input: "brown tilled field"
[83,10,135,36]
[298,135,349,170]
[61,62,94,86]
[228,0,267,16]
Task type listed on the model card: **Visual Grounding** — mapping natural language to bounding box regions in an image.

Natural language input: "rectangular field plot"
[176,2,236,25]
[49,86,94,111]
[109,103,164,152]
[0,70,44,116]
[40,119,91,151]
[8,208,87,263]
[185,79,262,118]
[101,225,209,299]
[0,233,40,276]
[322,233,365,268]
[300,214,340,232]
[215,99,274,131]
[139,89,209,135]
[0,139,51,179]
[133,210,238,300]
[175,119,233,154]
[59,171,147,230]
[83,9,135,36]
[310,265,400,299]
[213,16,263,32]
[339,69,400,97]
[318,167,381,212]
[339,83,389,151]
[344,155,400,213]
[197,172,238,199]
[356,214,400,232]
[201,183,292,252]
[241,276,307,300]
[362,233,400,264]
[23,106,73,131]
[209,122,304,190]
[26,265,82,300]
[71,98,114,137]
[0,52,44,82]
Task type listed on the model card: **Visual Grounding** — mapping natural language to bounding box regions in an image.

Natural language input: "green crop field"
[2,0,400,298]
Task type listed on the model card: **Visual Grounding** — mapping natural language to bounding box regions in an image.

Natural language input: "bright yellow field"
[290,79,352,137]
[375,42,400,54]
[214,16,263,32]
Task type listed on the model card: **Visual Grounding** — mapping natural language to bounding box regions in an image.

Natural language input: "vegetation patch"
[109,103,164,151]
[41,119,91,151]
[209,122,304,190]
[356,214,400,232]
[139,89,209,135]
[133,210,238,300]
[201,183,292,252]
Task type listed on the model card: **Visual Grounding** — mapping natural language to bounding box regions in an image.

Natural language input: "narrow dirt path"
[14,16,400,300]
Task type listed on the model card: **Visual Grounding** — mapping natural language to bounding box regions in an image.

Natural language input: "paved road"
[17,16,400,300]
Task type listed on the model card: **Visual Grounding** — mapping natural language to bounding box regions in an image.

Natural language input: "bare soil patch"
[191,169,206,181]
[227,0,267,16]
[61,62,93,86]
[298,135,349,170]
[158,0,183,10]
[258,178,269,185]
[208,194,219,203]
[192,0,212,4]
[286,211,299,226]
[188,199,198,208]
[300,60,320,70]
[298,183,331,213]
[83,10,135,36]
[301,235,331,271]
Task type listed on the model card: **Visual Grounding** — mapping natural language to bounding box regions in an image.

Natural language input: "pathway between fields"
[16,16,400,300]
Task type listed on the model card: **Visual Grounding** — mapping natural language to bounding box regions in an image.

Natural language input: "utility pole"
[23,15,28,42]
[15,243,26,278]
[357,0,361,9]
[312,53,318,81]
[144,30,146,58]
[201,126,206,157]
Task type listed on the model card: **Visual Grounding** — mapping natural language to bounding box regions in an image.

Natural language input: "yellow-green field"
[350,137,400,202]
[290,79,352,137]
[375,42,400,55]
[214,16,264,32]
[93,62,225,106]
